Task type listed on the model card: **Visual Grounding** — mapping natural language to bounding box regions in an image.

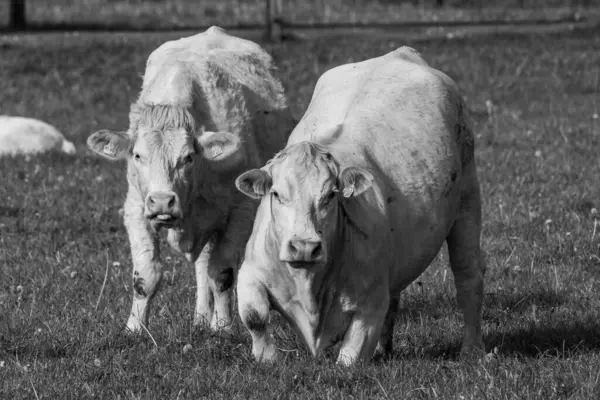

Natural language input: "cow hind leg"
[237,266,277,362]
[374,296,399,359]
[209,265,235,332]
[446,181,486,357]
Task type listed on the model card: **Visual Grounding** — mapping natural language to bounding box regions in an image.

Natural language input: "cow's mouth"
[148,214,180,227]
[285,261,321,269]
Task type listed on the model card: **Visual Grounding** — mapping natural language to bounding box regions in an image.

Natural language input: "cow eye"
[272,191,281,203]
[183,154,194,165]
[324,191,337,205]
[133,153,141,162]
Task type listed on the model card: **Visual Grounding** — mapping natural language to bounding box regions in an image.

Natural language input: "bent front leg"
[237,265,276,362]
[337,310,387,366]
[123,197,162,334]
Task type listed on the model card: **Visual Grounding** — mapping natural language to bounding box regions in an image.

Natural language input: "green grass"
[1,26,600,398]
[0,0,593,29]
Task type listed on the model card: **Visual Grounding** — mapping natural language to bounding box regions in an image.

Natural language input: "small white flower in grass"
[534,150,542,158]
[182,344,193,355]
[95,176,104,182]
[593,113,599,119]
[512,265,522,272]
[112,261,121,267]
[57,176,64,183]
[0,361,4,368]
[446,32,455,39]
[16,285,23,293]
[592,208,598,218]
[36,328,42,334]
[70,271,78,279]
[526,130,533,136]
[93,358,102,367]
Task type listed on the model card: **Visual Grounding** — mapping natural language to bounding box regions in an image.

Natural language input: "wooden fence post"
[264,0,282,41]
[10,0,27,30]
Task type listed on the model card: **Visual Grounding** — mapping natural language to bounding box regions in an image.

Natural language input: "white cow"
[0,116,75,156]
[235,46,486,365]
[87,27,296,334]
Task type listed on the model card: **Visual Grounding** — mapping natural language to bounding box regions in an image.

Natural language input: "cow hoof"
[210,319,234,335]
[254,347,277,363]
[125,320,143,335]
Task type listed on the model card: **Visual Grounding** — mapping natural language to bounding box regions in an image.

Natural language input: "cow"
[86,26,296,334]
[235,46,486,366]
[0,116,76,156]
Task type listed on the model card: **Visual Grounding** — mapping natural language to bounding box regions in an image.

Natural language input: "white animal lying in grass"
[0,116,76,156]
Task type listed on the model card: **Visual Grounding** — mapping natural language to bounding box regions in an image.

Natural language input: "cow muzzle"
[145,191,182,226]
[280,238,326,268]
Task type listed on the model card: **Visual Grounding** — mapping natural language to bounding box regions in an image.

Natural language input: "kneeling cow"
[87,27,295,334]
[235,46,486,365]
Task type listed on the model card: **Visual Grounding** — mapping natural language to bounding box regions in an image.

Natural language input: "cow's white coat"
[0,116,75,156]
[236,46,486,365]
[87,26,295,334]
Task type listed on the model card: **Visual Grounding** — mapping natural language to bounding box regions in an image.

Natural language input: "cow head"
[236,141,373,268]
[87,104,246,229]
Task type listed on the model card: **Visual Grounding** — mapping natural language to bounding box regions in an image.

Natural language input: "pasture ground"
[1,22,600,400]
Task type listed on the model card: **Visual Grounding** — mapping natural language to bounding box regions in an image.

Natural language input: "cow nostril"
[311,243,323,259]
[148,197,155,206]
[167,196,175,209]
[288,241,299,256]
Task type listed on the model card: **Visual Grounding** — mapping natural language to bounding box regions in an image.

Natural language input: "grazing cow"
[0,116,76,156]
[87,27,296,334]
[235,46,486,365]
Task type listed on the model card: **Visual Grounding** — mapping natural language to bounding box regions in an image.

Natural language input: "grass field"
[1,24,600,398]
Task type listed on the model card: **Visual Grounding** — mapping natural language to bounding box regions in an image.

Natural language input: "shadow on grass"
[486,320,600,357]
[387,287,600,361]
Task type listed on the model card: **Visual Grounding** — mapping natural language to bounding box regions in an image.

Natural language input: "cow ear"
[197,130,245,171]
[339,166,374,198]
[87,129,131,160]
[235,169,272,199]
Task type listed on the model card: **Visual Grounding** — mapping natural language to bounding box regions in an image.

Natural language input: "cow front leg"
[123,201,162,334]
[193,247,213,328]
[237,264,277,362]
[337,309,387,366]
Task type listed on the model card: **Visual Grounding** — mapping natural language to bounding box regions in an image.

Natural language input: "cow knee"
[242,307,267,334]
[132,265,161,299]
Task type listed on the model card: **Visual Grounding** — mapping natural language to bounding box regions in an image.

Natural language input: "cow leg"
[207,200,257,332]
[193,247,213,328]
[237,264,277,362]
[207,255,235,332]
[374,296,399,358]
[337,308,387,366]
[123,201,162,333]
[446,172,486,357]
